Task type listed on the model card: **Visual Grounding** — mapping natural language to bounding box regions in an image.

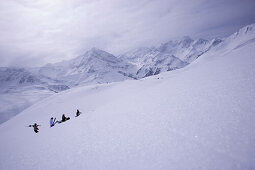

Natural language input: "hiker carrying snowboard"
[61,114,70,122]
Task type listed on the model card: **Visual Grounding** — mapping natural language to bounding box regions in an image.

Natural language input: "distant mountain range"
[0,23,254,124]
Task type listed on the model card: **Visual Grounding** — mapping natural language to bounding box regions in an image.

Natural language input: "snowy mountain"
[39,48,136,86]
[0,24,255,124]
[157,36,223,63]
[119,47,188,78]
[119,36,223,78]
[135,53,188,78]
[0,24,255,169]
[118,47,157,67]
[219,24,255,53]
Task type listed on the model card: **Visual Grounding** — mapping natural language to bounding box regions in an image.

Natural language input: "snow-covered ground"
[0,24,254,170]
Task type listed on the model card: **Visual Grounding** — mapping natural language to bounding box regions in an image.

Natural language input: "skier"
[76,109,81,117]
[28,123,40,133]
[61,114,70,122]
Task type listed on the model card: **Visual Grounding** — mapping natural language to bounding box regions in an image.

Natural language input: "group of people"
[50,114,70,127]
[28,109,81,133]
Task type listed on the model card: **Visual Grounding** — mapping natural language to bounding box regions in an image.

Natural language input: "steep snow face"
[0,31,255,170]
[219,24,255,53]
[228,23,255,40]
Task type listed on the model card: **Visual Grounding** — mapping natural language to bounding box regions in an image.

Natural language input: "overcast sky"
[0,0,255,67]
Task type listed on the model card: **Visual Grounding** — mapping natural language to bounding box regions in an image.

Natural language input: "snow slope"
[0,26,255,170]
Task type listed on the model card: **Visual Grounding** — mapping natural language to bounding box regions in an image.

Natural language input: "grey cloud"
[0,0,255,67]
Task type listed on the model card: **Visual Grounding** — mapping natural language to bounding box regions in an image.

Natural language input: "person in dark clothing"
[29,123,39,133]
[76,109,81,117]
[62,114,70,122]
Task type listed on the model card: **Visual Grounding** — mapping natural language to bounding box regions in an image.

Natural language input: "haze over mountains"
[0,23,255,170]
[0,23,254,124]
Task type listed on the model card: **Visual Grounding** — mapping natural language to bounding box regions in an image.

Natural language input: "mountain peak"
[180,36,193,41]
[230,23,255,39]
[238,23,255,35]
[89,47,103,53]
[84,48,114,58]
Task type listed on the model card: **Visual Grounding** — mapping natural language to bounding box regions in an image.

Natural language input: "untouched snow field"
[0,32,255,169]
